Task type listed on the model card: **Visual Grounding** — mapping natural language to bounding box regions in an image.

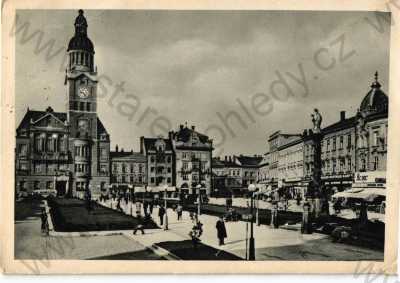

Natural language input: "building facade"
[169,124,213,195]
[267,131,302,189]
[110,146,147,188]
[277,137,304,197]
[16,10,111,199]
[140,136,175,188]
[319,111,356,192]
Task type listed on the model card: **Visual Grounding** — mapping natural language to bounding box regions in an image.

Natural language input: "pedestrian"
[40,208,49,235]
[177,203,183,220]
[158,205,165,226]
[216,216,227,245]
[149,200,154,215]
[133,214,145,235]
[296,193,302,206]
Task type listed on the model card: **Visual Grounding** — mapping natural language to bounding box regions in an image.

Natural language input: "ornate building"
[15,10,111,198]
[169,124,213,195]
[140,136,175,188]
[355,72,388,173]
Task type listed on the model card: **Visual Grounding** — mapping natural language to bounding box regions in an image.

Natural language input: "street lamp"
[248,183,257,261]
[163,184,169,230]
[196,184,202,216]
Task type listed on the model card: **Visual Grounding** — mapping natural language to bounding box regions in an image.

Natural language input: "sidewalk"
[125,207,383,261]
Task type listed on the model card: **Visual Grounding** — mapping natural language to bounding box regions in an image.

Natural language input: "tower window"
[86,102,91,111]
[80,102,84,111]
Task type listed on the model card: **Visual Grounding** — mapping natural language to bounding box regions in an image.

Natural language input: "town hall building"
[15,10,111,199]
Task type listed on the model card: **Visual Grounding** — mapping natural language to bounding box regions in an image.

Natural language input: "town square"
[14,9,388,262]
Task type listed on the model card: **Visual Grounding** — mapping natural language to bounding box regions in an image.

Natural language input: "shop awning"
[145,186,176,193]
[332,188,386,201]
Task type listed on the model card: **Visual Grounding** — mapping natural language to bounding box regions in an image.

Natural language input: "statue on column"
[311,108,322,134]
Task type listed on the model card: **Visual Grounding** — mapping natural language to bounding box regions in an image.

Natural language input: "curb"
[150,244,181,260]
[121,232,181,260]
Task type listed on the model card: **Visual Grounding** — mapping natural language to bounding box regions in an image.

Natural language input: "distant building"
[110,146,147,189]
[267,131,302,190]
[257,152,270,184]
[211,155,262,196]
[15,11,111,199]
[140,136,174,187]
[169,124,213,195]
[277,136,304,197]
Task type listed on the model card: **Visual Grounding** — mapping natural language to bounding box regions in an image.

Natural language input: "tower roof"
[359,71,388,116]
[67,10,94,53]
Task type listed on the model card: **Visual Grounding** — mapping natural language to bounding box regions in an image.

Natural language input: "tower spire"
[371,71,381,89]
[74,9,88,36]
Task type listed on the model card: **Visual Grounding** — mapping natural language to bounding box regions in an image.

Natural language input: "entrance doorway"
[56,181,67,196]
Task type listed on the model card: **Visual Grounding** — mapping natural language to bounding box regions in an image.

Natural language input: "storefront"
[332,171,386,205]
[322,173,353,194]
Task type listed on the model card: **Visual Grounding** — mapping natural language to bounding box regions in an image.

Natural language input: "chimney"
[180,124,184,130]
[229,156,232,163]
[224,156,228,162]
[191,125,195,131]
[121,148,124,153]
[115,144,119,152]
[340,111,346,121]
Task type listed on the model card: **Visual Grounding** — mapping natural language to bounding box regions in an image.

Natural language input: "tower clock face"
[78,86,90,99]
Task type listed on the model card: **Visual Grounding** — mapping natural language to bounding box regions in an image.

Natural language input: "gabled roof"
[142,137,173,152]
[16,107,109,139]
[17,107,67,131]
[172,125,210,144]
[212,158,225,168]
[236,155,263,167]
[97,117,109,136]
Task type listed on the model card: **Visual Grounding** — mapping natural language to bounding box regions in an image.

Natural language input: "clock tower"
[66,10,110,198]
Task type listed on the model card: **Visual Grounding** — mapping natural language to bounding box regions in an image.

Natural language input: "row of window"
[70,51,93,69]
[181,173,208,181]
[34,134,68,153]
[70,101,93,112]
[112,163,144,173]
[149,166,172,174]
[74,163,90,173]
[149,155,172,163]
[74,145,90,157]
[32,163,68,173]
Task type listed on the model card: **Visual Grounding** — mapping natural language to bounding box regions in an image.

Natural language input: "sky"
[15,10,390,156]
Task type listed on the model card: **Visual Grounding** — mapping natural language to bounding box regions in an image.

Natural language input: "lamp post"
[248,183,256,261]
[196,184,202,216]
[256,190,260,226]
[163,184,169,230]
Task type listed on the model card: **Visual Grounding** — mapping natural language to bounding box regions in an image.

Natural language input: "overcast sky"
[15,10,390,156]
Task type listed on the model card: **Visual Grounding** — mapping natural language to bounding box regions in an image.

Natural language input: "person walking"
[216,216,227,245]
[177,203,183,220]
[158,205,165,226]
[133,214,145,235]
[40,208,49,235]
